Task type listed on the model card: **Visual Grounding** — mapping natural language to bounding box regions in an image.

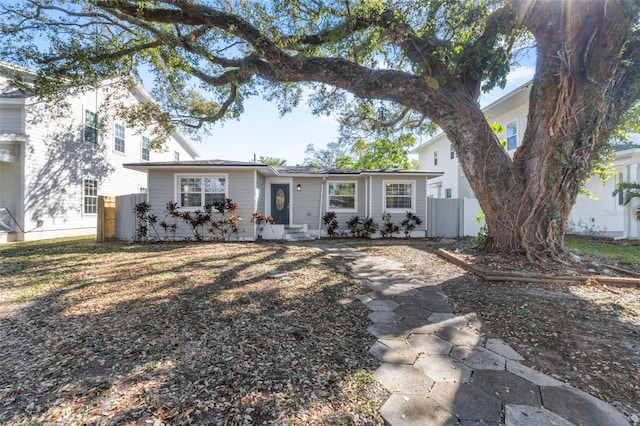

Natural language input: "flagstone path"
[324,245,630,426]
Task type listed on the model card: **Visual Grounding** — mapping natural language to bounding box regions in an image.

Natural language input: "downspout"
[253,170,257,240]
[318,177,325,239]
[369,176,373,219]
[364,176,368,217]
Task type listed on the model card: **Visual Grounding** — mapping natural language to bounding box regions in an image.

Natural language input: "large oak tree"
[2,0,639,258]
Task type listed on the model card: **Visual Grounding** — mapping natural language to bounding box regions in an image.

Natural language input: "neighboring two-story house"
[413,81,640,238]
[0,62,199,242]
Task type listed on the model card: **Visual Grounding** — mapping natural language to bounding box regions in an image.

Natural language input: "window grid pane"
[84,110,98,144]
[180,177,202,207]
[142,136,150,161]
[179,177,227,207]
[114,124,125,152]
[385,183,412,209]
[83,179,98,214]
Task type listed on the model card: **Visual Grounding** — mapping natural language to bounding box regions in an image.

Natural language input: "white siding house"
[0,62,199,242]
[413,82,640,238]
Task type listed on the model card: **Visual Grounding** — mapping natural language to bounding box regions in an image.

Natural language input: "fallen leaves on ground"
[0,241,386,425]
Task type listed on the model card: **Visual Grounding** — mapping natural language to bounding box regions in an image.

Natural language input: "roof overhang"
[124,161,444,179]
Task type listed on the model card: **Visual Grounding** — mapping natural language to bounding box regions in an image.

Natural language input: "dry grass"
[0,238,386,425]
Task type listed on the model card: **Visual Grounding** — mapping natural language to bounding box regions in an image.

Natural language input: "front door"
[271,184,290,225]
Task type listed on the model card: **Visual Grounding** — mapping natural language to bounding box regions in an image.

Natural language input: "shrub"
[209,198,241,241]
[251,211,274,239]
[347,215,378,238]
[134,201,160,242]
[380,212,400,238]
[322,211,339,237]
[400,212,422,238]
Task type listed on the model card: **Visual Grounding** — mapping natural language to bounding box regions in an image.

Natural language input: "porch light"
[297,184,302,191]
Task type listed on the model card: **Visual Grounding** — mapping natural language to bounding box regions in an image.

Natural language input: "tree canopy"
[1,0,639,258]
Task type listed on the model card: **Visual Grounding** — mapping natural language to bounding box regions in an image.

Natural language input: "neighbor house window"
[84,110,98,144]
[506,121,518,150]
[327,181,356,211]
[83,179,98,214]
[174,151,180,161]
[450,144,456,159]
[618,173,624,205]
[114,123,125,153]
[384,181,415,212]
[141,136,150,161]
[177,175,227,208]
[445,188,453,199]
[433,150,438,166]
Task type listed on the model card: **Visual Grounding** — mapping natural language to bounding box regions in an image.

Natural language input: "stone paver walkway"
[324,246,630,426]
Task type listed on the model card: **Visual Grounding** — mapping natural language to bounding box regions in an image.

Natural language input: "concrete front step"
[284,225,315,241]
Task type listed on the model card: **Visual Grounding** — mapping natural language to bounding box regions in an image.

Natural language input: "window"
[174,151,180,161]
[83,179,98,214]
[177,175,227,208]
[114,123,125,153]
[433,150,438,166]
[450,144,456,159]
[506,121,518,150]
[141,136,150,161]
[384,181,415,212]
[328,182,356,211]
[445,188,452,199]
[84,110,98,144]
[618,173,624,205]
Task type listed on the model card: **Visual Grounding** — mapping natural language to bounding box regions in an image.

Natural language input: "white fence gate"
[115,193,146,241]
[426,198,483,238]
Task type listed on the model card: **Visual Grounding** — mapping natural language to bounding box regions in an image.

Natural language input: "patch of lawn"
[565,236,640,268]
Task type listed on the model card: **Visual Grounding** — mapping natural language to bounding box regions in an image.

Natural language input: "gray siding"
[291,177,324,231]
[256,172,265,215]
[370,176,427,234]
[147,168,257,240]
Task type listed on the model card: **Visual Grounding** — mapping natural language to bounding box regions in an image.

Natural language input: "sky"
[193,65,536,165]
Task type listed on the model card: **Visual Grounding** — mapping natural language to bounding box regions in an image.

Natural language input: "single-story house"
[123,160,443,240]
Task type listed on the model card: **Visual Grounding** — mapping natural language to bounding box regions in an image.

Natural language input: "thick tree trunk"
[431,1,640,259]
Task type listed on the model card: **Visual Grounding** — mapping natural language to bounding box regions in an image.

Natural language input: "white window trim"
[174,173,229,209]
[506,120,518,151]
[433,150,438,166]
[83,178,98,216]
[326,180,358,213]
[114,123,125,154]
[383,180,416,213]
